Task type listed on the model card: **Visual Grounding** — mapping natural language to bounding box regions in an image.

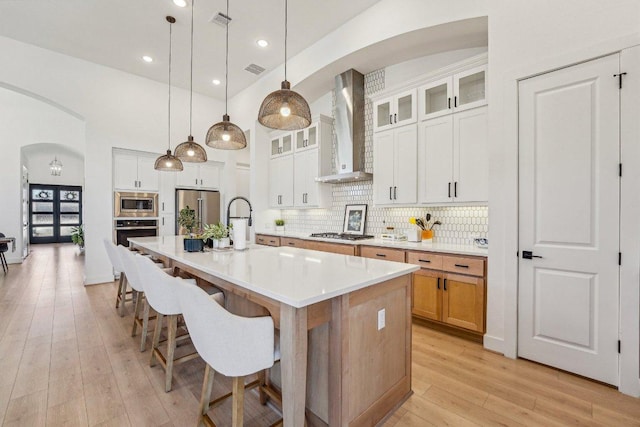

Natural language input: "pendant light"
[205,0,247,150]
[174,0,208,162]
[49,156,63,176]
[155,16,184,172]
[257,0,311,130]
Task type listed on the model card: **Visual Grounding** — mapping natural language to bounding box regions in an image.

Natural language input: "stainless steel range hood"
[316,69,373,184]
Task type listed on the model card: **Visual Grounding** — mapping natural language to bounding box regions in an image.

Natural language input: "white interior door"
[518,54,620,385]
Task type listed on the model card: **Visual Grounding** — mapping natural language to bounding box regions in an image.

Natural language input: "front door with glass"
[30,185,82,244]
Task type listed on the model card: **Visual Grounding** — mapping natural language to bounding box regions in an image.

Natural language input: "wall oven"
[114,219,158,247]
[114,191,158,218]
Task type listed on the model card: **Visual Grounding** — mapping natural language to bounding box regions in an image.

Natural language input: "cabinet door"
[136,157,159,191]
[113,153,139,190]
[279,155,294,207]
[199,163,220,189]
[373,131,396,205]
[453,65,487,112]
[159,213,175,236]
[270,133,294,158]
[393,125,417,204]
[442,273,485,333]
[373,97,394,132]
[453,107,488,202]
[158,172,176,213]
[176,163,199,188]
[419,76,453,121]
[412,269,442,321]
[420,116,454,203]
[293,151,307,206]
[393,89,417,127]
[269,158,281,208]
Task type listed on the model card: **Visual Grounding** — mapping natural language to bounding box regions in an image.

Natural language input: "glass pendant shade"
[206,114,247,150]
[258,80,311,130]
[155,149,184,172]
[175,135,208,162]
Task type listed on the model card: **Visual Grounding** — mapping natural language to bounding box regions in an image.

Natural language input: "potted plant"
[275,219,285,234]
[71,225,84,251]
[202,222,230,249]
[178,206,204,252]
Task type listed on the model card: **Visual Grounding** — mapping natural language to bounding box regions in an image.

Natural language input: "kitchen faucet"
[226,196,253,228]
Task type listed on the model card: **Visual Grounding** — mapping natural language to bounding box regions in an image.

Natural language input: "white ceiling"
[0,0,382,101]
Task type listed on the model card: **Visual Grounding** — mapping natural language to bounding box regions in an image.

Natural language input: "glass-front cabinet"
[30,184,82,244]
[270,133,293,158]
[419,64,487,121]
[373,89,417,132]
[294,122,318,152]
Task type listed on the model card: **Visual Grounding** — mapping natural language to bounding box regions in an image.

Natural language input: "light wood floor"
[0,244,638,426]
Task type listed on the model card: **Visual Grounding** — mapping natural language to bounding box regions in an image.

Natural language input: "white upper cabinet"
[418,106,488,203]
[419,64,487,121]
[270,133,294,158]
[176,162,221,190]
[113,152,159,192]
[373,88,417,132]
[373,124,418,206]
[268,115,332,209]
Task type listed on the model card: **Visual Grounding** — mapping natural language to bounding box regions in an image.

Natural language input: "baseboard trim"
[483,335,505,355]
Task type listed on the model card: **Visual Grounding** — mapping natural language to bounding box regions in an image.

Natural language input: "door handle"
[454,96,458,107]
[454,182,458,198]
[162,217,165,226]
[448,97,451,109]
[376,253,387,258]
[418,259,431,263]
[522,251,543,259]
[389,187,392,200]
[437,277,440,289]
[394,113,397,123]
[394,186,397,200]
[162,202,165,211]
[454,264,469,269]
[448,182,451,198]
[443,278,447,291]
[389,114,392,125]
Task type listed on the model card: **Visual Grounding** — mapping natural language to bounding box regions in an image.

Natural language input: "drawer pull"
[418,259,431,263]
[443,278,447,291]
[288,242,295,246]
[437,277,440,290]
[454,264,469,268]
[376,254,387,258]
[269,240,276,244]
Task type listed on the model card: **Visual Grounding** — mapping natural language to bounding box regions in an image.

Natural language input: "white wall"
[24,144,84,186]
[486,0,640,396]
[0,87,85,263]
[0,36,226,283]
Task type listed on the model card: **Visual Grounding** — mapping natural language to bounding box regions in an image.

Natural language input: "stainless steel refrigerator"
[175,189,220,234]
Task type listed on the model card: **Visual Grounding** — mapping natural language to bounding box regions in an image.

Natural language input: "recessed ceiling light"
[212,79,221,85]
[256,39,269,48]
[173,0,187,7]
[142,56,153,63]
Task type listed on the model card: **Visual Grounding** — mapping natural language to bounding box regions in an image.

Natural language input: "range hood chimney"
[316,69,372,184]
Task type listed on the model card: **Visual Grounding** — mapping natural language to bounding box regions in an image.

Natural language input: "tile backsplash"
[278,68,488,245]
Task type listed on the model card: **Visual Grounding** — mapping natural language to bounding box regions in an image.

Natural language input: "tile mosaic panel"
[279,68,488,245]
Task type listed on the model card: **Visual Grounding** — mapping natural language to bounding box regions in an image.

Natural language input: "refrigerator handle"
[198,198,203,227]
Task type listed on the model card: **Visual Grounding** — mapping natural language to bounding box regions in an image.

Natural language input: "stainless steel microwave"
[114,191,158,218]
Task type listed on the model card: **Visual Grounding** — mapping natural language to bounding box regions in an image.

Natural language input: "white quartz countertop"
[255,231,488,257]
[128,236,418,309]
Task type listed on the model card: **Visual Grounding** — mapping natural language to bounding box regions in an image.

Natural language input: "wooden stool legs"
[197,366,246,427]
[199,364,215,427]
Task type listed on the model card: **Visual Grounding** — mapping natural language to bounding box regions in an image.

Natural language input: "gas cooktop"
[309,232,375,241]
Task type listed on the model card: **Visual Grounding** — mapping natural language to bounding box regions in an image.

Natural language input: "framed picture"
[342,204,368,235]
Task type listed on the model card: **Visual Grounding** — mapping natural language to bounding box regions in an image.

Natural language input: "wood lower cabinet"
[306,241,357,256]
[409,251,486,335]
[255,234,280,247]
[280,237,306,248]
[360,246,406,262]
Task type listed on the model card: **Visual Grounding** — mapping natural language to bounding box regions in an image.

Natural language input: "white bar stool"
[135,254,204,392]
[176,278,281,427]
[103,239,131,317]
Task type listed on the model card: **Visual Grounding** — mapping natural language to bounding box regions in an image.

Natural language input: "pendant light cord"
[225,0,229,115]
[189,0,194,135]
[284,0,287,81]
[168,19,173,150]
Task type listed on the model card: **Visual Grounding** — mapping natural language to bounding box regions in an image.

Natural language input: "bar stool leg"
[150,313,164,367]
[115,274,123,309]
[165,314,178,392]
[118,275,128,317]
[0,252,7,274]
[232,376,245,427]
[258,370,268,405]
[131,290,142,337]
[140,298,151,352]
[198,364,215,427]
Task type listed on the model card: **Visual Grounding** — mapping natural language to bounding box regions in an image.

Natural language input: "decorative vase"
[184,238,204,252]
[275,225,285,234]
[219,237,230,248]
[422,229,434,241]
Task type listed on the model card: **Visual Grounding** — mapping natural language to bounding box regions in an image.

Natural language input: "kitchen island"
[128,236,419,427]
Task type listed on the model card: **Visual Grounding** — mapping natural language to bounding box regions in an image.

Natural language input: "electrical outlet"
[377,308,385,330]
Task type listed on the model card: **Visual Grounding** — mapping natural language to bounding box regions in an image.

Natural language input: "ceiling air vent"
[210,12,231,27]
[245,64,266,75]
